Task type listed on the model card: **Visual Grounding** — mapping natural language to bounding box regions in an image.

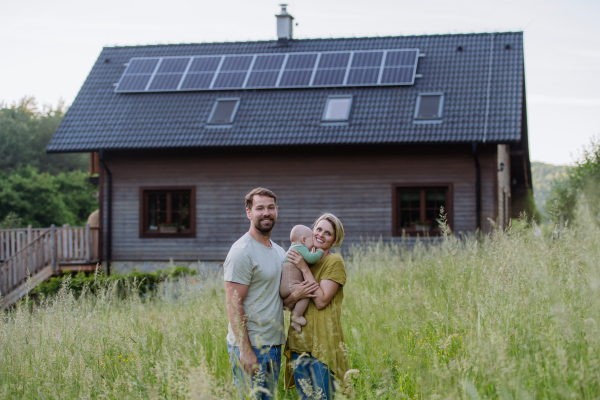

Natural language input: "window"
[140,187,196,237]
[322,95,353,122]
[208,98,240,124]
[392,184,453,236]
[414,93,443,120]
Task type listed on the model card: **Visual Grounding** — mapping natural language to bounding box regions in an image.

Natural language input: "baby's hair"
[290,225,313,243]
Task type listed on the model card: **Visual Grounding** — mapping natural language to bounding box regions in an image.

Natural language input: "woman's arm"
[313,279,340,310]
[286,249,341,310]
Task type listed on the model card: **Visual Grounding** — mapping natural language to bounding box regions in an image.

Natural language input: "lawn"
[1,210,600,399]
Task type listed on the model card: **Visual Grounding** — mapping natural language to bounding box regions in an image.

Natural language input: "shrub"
[33,265,198,299]
[547,137,600,223]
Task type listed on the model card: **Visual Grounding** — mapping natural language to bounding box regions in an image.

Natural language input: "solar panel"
[158,58,189,73]
[313,69,346,86]
[346,68,379,85]
[115,49,419,93]
[181,73,214,89]
[247,71,280,87]
[189,57,221,72]
[149,74,183,90]
[279,70,313,87]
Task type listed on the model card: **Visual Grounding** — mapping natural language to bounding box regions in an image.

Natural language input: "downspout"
[482,33,494,143]
[472,143,481,231]
[99,150,112,275]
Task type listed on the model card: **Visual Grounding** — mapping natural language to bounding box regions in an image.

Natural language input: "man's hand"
[240,348,259,375]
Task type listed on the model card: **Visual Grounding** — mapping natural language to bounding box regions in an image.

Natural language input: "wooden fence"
[0,225,99,263]
[0,224,99,306]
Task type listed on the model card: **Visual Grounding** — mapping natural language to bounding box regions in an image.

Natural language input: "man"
[223,188,285,398]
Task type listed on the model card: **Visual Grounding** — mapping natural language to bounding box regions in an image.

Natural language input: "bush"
[33,265,199,299]
[547,137,600,223]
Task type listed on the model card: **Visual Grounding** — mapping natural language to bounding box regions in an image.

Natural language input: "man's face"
[246,195,278,234]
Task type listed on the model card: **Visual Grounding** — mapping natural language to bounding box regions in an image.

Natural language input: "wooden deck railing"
[0,224,99,307]
[0,226,48,263]
[0,229,52,297]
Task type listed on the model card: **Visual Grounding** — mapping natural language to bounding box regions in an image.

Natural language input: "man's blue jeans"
[227,343,281,400]
[291,352,335,400]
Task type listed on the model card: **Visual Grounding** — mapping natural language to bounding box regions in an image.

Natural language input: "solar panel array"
[115,49,420,93]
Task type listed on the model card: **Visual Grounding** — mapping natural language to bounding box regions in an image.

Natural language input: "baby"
[280,225,323,333]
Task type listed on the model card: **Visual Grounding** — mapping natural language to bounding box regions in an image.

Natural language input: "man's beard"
[255,217,275,233]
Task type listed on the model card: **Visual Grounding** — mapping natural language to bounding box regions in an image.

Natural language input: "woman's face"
[313,219,335,251]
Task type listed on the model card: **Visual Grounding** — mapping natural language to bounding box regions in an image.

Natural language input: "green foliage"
[547,138,600,223]
[511,187,544,223]
[0,166,97,227]
[2,213,600,398]
[0,212,22,229]
[531,161,568,218]
[0,97,87,174]
[33,266,199,299]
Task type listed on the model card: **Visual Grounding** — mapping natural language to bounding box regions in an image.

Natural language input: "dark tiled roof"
[47,32,524,152]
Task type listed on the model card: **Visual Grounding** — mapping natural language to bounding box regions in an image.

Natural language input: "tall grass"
[1,208,600,399]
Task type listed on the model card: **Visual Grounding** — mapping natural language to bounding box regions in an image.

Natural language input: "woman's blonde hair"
[313,213,345,248]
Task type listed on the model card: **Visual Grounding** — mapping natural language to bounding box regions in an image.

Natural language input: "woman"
[283,213,350,400]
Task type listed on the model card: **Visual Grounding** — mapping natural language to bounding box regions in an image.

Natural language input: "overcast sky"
[2,0,599,165]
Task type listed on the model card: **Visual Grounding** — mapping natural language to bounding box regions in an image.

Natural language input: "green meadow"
[1,210,600,399]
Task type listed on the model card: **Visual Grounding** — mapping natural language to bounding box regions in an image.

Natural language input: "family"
[224,187,349,400]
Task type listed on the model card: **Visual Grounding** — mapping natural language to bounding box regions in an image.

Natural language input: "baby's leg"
[291,298,310,333]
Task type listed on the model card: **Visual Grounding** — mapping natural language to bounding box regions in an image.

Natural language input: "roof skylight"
[415,93,443,120]
[208,99,240,125]
[322,95,353,122]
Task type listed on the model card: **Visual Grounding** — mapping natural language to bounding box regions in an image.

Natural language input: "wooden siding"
[100,145,499,261]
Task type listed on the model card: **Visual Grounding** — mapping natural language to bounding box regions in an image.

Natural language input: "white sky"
[2,0,599,165]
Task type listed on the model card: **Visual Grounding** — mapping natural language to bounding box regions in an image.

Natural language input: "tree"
[546,137,600,223]
[0,97,87,174]
[0,167,97,228]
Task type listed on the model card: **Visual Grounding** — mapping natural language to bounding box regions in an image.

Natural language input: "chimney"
[276,4,294,46]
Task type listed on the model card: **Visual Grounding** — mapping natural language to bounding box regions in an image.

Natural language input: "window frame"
[207,98,241,125]
[392,183,453,237]
[139,186,196,238]
[414,92,444,121]
[322,95,353,122]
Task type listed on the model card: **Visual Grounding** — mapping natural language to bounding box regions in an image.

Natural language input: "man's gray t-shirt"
[224,233,286,347]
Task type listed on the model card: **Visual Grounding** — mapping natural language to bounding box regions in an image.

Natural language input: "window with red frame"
[140,188,195,237]
[393,186,449,235]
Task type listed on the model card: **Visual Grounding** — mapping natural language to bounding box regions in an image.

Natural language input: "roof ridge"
[103,31,523,50]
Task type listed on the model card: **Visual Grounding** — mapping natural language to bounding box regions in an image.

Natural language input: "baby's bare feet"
[292,315,307,326]
[290,321,302,333]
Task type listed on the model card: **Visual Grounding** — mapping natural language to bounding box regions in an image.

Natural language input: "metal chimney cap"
[276,4,294,18]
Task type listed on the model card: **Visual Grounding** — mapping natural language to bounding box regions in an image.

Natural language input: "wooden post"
[27,225,32,245]
[85,224,91,263]
[50,225,57,273]
[11,231,16,259]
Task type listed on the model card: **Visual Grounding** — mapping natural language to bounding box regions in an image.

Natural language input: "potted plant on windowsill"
[413,220,432,232]
[159,221,179,234]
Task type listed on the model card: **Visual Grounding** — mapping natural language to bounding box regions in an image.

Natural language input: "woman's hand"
[286,249,310,272]
[283,280,319,310]
[293,280,319,300]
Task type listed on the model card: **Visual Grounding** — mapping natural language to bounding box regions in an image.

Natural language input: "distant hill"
[531,162,568,217]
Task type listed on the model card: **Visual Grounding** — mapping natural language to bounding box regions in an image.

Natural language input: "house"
[47,6,532,274]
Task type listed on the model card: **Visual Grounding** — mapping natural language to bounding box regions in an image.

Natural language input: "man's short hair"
[245,187,277,209]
